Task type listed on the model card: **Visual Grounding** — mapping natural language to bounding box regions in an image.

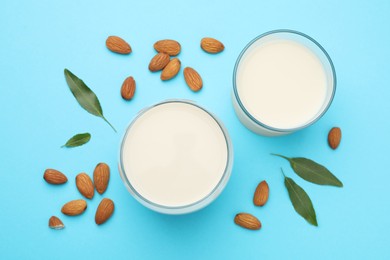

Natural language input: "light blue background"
[1,0,389,259]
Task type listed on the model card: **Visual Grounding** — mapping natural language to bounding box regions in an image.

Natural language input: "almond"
[149,53,170,72]
[253,180,269,206]
[49,216,65,230]
[234,213,261,230]
[161,58,181,81]
[43,169,68,185]
[201,37,225,54]
[94,163,110,195]
[154,39,181,56]
[121,76,136,100]
[95,198,115,225]
[328,127,341,150]
[184,67,203,92]
[61,199,87,216]
[106,36,132,54]
[76,173,94,199]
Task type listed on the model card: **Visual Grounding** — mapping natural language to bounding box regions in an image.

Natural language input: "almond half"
[184,67,203,92]
[253,180,269,206]
[201,37,225,54]
[149,53,170,72]
[61,199,87,216]
[328,127,341,150]
[121,76,136,100]
[234,213,261,230]
[49,216,65,230]
[94,163,110,195]
[106,36,132,54]
[95,198,115,225]
[161,58,181,81]
[76,173,94,199]
[154,39,181,56]
[43,169,68,185]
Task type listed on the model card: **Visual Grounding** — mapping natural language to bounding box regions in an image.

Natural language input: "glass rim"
[118,99,233,213]
[232,29,337,133]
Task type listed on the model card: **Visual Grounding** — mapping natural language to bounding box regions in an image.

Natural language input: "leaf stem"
[281,168,286,178]
[103,116,117,133]
[271,153,290,161]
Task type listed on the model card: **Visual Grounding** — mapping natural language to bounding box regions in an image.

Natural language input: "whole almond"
[95,198,115,225]
[76,173,94,199]
[61,199,87,216]
[94,163,110,195]
[183,67,203,92]
[253,180,269,206]
[121,76,136,100]
[234,213,261,230]
[49,216,65,230]
[328,127,342,150]
[154,39,181,56]
[106,36,132,54]
[43,169,68,185]
[201,37,225,54]
[161,58,181,81]
[149,53,170,72]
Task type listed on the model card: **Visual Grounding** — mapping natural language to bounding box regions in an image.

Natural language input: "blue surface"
[1,0,390,259]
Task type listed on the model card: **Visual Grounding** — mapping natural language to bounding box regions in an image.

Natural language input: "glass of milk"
[119,100,233,214]
[233,30,336,136]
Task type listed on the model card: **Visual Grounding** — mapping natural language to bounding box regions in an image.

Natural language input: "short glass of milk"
[119,100,233,214]
[233,30,336,136]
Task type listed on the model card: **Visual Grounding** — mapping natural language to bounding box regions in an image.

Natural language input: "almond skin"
[253,180,269,206]
[184,67,203,92]
[201,37,225,54]
[154,40,181,56]
[94,163,110,195]
[43,169,68,185]
[106,36,132,54]
[161,58,181,81]
[328,127,342,150]
[121,76,136,100]
[234,213,261,230]
[149,53,170,72]
[61,199,87,216]
[76,173,94,199]
[49,216,65,230]
[95,198,115,225]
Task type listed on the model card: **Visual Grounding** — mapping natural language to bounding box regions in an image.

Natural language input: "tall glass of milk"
[119,100,233,214]
[233,30,336,136]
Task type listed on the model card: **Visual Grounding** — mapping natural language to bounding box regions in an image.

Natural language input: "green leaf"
[283,170,318,226]
[62,133,91,148]
[272,154,343,187]
[64,69,116,132]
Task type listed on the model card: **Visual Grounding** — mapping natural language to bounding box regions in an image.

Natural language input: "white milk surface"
[236,39,328,129]
[121,102,228,207]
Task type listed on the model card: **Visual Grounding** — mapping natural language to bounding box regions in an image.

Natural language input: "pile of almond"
[234,180,269,231]
[44,163,114,230]
[105,36,225,100]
